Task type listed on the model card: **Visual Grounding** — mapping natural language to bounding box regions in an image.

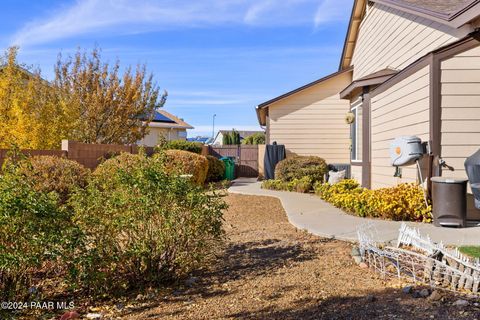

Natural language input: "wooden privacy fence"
[0,140,155,170]
[204,145,261,177]
[0,141,264,178]
[0,149,67,168]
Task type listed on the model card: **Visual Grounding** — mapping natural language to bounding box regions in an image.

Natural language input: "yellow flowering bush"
[315,179,432,222]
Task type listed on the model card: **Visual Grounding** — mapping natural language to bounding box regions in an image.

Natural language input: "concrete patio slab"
[228,178,480,246]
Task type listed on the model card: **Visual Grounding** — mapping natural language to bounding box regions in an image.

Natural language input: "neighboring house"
[187,136,213,144]
[212,130,264,145]
[256,0,480,219]
[256,69,352,163]
[138,109,193,146]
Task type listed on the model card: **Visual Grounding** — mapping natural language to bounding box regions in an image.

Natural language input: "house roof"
[339,68,399,99]
[147,109,194,129]
[375,0,480,23]
[339,0,480,70]
[255,67,353,126]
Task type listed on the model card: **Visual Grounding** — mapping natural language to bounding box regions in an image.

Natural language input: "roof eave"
[340,73,398,99]
[257,66,353,111]
[339,0,366,71]
[373,0,480,28]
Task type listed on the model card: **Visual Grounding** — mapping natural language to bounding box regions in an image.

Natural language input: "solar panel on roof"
[152,111,176,123]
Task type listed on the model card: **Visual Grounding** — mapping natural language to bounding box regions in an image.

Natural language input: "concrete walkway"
[228,178,480,246]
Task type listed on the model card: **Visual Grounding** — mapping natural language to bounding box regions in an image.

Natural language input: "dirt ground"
[116,194,479,320]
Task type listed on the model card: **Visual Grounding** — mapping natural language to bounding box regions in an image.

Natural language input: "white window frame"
[351,98,362,163]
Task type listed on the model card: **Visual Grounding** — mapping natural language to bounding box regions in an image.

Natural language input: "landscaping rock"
[402,285,414,294]
[419,289,430,298]
[353,255,362,264]
[351,246,361,257]
[60,311,79,320]
[185,276,199,287]
[85,313,103,319]
[453,299,469,307]
[359,262,368,269]
[427,290,442,302]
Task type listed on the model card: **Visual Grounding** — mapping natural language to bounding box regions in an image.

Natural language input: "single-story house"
[256,0,480,220]
[256,69,352,163]
[138,109,193,146]
[212,130,264,145]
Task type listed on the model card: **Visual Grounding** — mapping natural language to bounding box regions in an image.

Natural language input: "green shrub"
[206,155,225,182]
[162,150,209,185]
[69,155,226,294]
[275,156,327,184]
[262,179,287,191]
[261,176,313,193]
[315,179,432,222]
[222,130,240,145]
[94,152,149,188]
[242,132,265,145]
[0,166,68,300]
[15,156,89,204]
[164,140,203,154]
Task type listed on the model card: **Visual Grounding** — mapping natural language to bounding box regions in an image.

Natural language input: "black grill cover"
[464,148,480,209]
[264,143,286,180]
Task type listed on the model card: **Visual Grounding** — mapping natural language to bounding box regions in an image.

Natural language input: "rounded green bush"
[164,140,203,154]
[16,155,89,204]
[162,150,209,185]
[0,169,66,300]
[275,156,327,184]
[70,155,226,294]
[206,155,225,182]
[94,152,148,186]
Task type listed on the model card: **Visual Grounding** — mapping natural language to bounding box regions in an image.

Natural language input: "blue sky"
[0,0,351,137]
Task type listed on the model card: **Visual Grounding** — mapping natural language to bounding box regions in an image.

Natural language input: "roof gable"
[339,0,480,70]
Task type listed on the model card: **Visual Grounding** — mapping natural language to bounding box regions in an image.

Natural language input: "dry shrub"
[162,150,209,185]
[206,155,225,182]
[70,155,226,294]
[16,155,89,204]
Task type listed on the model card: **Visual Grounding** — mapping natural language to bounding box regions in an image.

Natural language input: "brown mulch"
[111,194,479,320]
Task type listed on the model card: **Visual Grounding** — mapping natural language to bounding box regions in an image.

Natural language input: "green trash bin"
[220,157,235,180]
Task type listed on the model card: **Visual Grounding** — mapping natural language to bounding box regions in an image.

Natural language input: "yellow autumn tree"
[54,47,165,144]
[0,46,165,148]
[0,47,66,149]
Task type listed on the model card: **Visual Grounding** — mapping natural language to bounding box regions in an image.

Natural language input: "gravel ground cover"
[114,194,479,320]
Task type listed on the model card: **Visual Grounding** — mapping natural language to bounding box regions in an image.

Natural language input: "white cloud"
[11,0,350,46]
[314,0,352,28]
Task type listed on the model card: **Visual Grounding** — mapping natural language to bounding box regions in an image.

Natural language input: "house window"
[351,99,363,162]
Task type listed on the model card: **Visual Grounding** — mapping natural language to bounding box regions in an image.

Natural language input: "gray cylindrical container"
[431,177,468,228]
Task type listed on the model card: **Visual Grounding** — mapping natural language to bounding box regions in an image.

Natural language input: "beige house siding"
[267,72,351,163]
[440,45,480,182]
[351,3,468,81]
[370,66,430,189]
[139,127,187,147]
[351,165,362,185]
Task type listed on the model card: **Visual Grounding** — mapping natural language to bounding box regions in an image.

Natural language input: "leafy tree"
[54,47,166,144]
[0,47,66,149]
[231,129,241,145]
[242,132,265,145]
[0,46,166,148]
[222,132,231,145]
